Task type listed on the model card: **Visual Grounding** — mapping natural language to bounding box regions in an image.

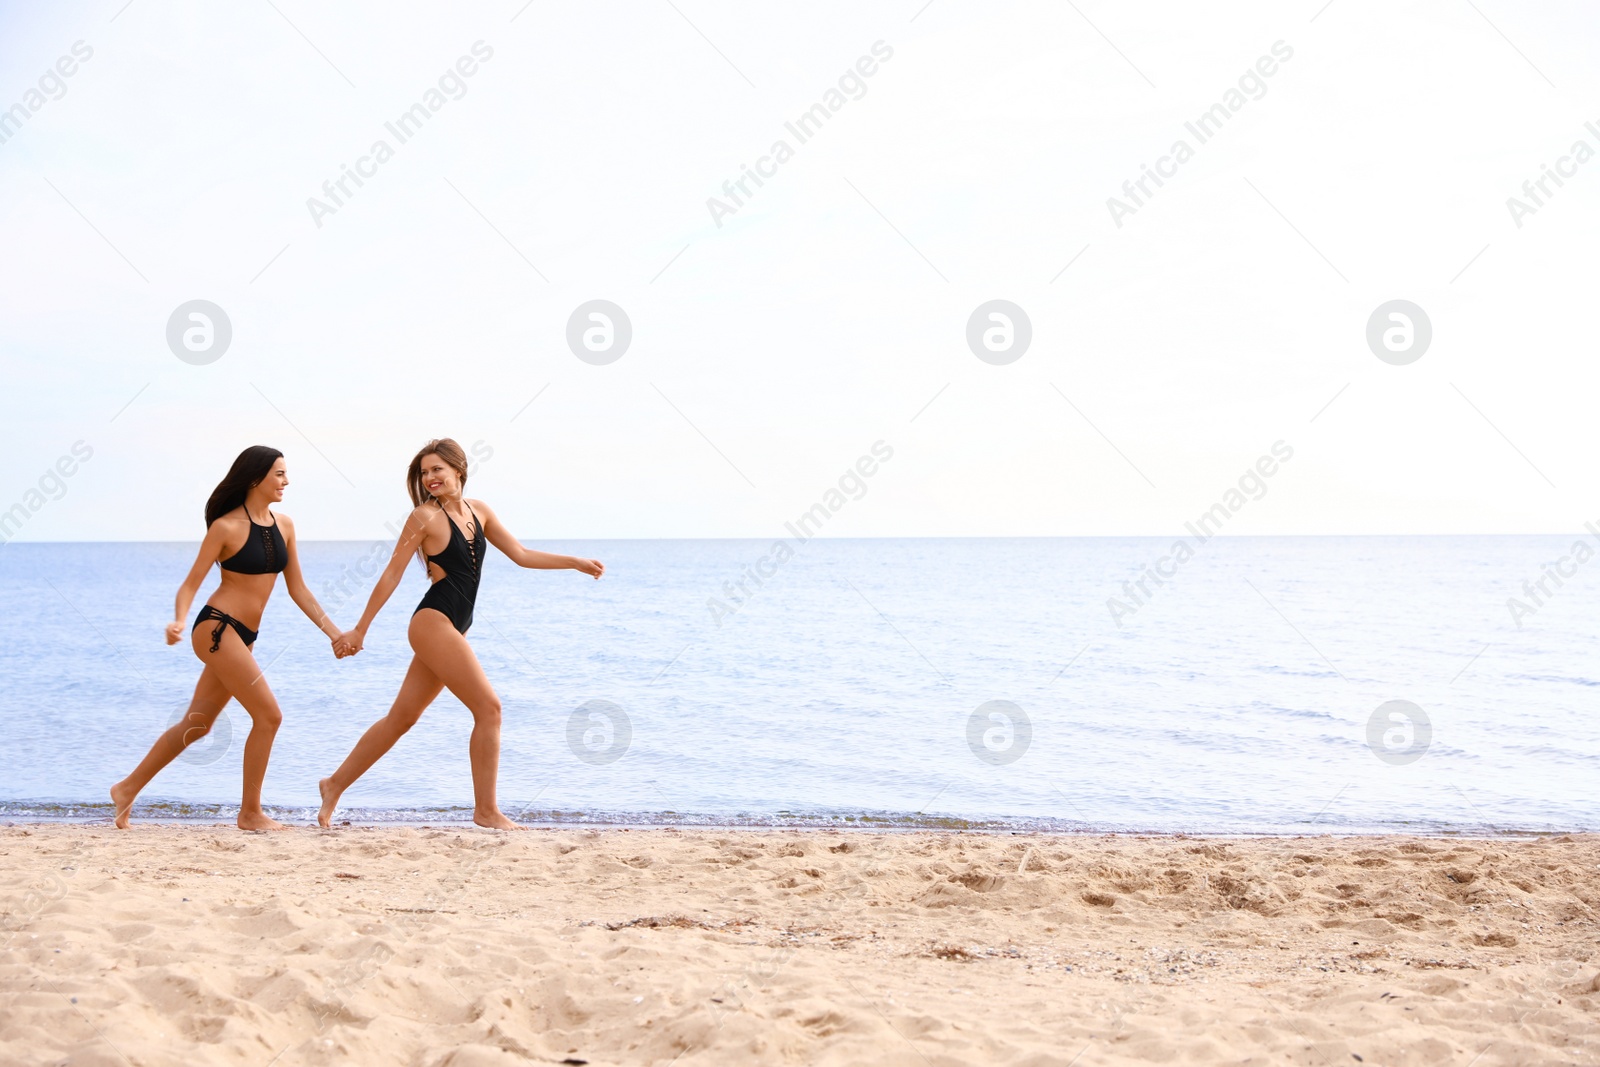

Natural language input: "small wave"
[0,799,1076,832]
[1,800,1589,835]
[1508,673,1600,688]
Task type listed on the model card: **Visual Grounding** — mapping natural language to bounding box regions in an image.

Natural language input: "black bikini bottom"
[193,605,259,651]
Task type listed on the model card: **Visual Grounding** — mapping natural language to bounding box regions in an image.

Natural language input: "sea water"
[0,537,1594,832]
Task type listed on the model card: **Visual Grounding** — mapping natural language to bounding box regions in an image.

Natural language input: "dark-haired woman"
[111,447,349,830]
[317,438,603,830]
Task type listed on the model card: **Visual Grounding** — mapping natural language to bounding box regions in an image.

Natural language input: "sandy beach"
[2,824,1597,1066]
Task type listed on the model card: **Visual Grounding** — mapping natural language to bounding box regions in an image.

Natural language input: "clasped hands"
[330,628,364,659]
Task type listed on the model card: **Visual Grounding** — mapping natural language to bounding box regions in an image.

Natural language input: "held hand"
[335,629,365,657]
[165,620,183,645]
[573,557,604,579]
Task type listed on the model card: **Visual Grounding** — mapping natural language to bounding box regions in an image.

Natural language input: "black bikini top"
[219,508,287,574]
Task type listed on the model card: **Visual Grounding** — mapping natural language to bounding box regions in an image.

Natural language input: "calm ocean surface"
[0,537,1595,833]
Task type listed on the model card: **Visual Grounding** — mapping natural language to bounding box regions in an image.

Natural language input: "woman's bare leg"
[407,609,519,830]
[182,626,289,831]
[110,666,230,828]
[317,655,444,827]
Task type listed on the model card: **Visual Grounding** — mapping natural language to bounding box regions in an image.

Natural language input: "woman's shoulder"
[206,507,250,534]
[406,502,443,528]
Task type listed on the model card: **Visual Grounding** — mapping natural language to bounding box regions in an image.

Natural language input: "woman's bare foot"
[110,782,136,829]
[237,810,289,832]
[317,777,341,829]
[473,809,524,831]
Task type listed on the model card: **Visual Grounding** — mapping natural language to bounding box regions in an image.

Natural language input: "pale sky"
[2,0,1597,541]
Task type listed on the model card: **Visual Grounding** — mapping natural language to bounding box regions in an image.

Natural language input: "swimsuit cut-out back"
[414,501,482,634]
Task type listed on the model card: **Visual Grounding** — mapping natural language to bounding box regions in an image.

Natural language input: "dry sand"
[2,824,1598,1066]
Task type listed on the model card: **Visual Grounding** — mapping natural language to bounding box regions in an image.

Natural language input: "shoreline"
[2,815,1589,841]
[4,824,1597,1064]
[1,801,1579,838]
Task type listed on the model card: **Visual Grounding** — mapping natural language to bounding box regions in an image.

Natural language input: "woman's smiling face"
[419,453,460,500]
[254,458,288,501]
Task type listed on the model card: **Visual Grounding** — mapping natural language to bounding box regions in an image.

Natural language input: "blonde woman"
[317,438,603,829]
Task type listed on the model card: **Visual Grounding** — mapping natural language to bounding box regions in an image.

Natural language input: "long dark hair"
[205,446,283,527]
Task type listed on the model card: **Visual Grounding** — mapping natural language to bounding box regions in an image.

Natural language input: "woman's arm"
[474,500,603,578]
[166,521,230,644]
[276,514,346,652]
[339,506,436,653]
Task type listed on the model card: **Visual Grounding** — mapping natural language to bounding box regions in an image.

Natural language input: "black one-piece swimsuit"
[413,502,482,634]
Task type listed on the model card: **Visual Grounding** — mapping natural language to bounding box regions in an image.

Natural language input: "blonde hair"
[406,438,470,567]
[406,437,469,507]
